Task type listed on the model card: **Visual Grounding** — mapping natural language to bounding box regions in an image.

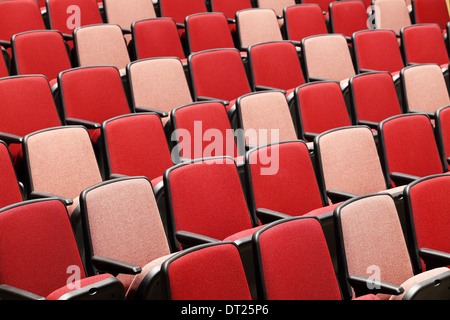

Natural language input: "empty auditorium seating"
[334,193,450,300]
[210,0,252,34]
[283,4,328,45]
[372,0,412,36]
[329,0,369,41]
[0,198,125,300]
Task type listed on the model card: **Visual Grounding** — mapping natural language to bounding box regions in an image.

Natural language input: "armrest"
[0,40,11,48]
[65,118,101,129]
[108,173,128,180]
[256,208,291,225]
[134,106,169,118]
[419,248,450,270]
[254,86,287,95]
[326,189,358,203]
[390,172,420,186]
[91,255,142,277]
[447,157,450,165]
[196,96,229,106]
[175,230,220,249]
[348,274,404,297]
[357,120,378,129]
[0,132,23,144]
[121,28,131,35]
[227,18,236,24]
[61,34,73,41]
[288,40,301,47]
[358,68,379,73]
[29,191,74,206]
[303,132,318,142]
[308,76,331,82]
[176,23,185,29]
[408,110,435,119]
[0,284,45,300]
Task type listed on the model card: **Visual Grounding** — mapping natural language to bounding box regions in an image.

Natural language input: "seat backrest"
[245,140,325,217]
[235,8,283,49]
[283,4,328,43]
[188,48,251,105]
[253,216,343,300]
[348,71,403,124]
[73,23,130,71]
[378,113,446,186]
[80,176,171,289]
[314,126,389,196]
[164,157,254,250]
[47,0,103,36]
[294,81,352,140]
[401,24,449,67]
[23,126,103,202]
[302,34,355,82]
[131,18,186,61]
[103,0,156,30]
[412,0,449,31]
[158,0,207,25]
[401,63,450,114]
[352,29,405,74]
[404,174,450,272]
[11,30,72,85]
[301,0,334,15]
[102,113,173,185]
[58,65,132,127]
[435,105,450,161]
[210,0,252,20]
[170,101,239,162]
[334,193,415,299]
[0,198,86,298]
[0,141,23,207]
[372,0,412,34]
[235,90,299,147]
[127,57,192,124]
[185,12,236,54]
[257,0,296,17]
[329,0,369,38]
[161,242,252,300]
[247,40,305,92]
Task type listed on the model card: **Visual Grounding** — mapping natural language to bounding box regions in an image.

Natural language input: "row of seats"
[1,136,450,300]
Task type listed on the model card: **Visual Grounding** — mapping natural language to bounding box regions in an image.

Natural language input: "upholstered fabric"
[132,18,186,61]
[236,8,283,49]
[0,200,86,298]
[413,0,449,31]
[210,0,251,33]
[238,91,298,146]
[257,218,343,300]
[349,72,402,123]
[46,273,115,300]
[436,106,450,160]
[296,81,351,137]
[284,4,328,42]
[303,34,355,82]
[402,64,450,114]
[353,29,405,74]
[25,127,103,208]
[373,0,411,34]
[83,178,171,291]
[104,0,156,35]
[128,58,193,123]
[159,0,207,25]
[317,126,390,195]
[402,24,449,67]
[103,113,173,181]
[0,143,22,208]
[338,195,415,300]
[165,243,252,300]
[248,41,305,92]
[329,0,368,38]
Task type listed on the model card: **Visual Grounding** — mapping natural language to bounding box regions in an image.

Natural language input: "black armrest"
[408,110,435,119]
[390,172,420,186]
[176,23,185,29]
[196,96,229,106]
[308,76,331,82]
[303,132,318,142]
[358,68,378,73]
[289,40,301,47]
[65,118,101,129]
[0,40,11,48]
[121,28,131,35]
[256,208,291,224]
[108,173,128,180]
[91,255,142,277]
[326,189,358,203]
[175,230,220,249]
[62,33,73,41]
[134,106,169,117]
[348,274,404,297]
[0,132,23,144]
[419,248,450,270]
[29,191,74,206]
[254,86,287,95]
[357,120,378,129]
[447,157,450,165]
[227,18,236,24]
[0,284,45,300]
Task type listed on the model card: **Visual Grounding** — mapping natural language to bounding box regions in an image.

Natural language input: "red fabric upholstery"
[353,29,405,74]
[436,106,450,160]
[295,81,351,138]
[166,158,255,243]
[256,217,343,300]
[284,4,328,42]
[380,114,445,183]
[166,243,252,300]
[406,174,450,270]
[301,0,334,18]
[189,48,251,111]
[413,0,449,31]
[210,0,252,33]
[349,72,402,123]
[401,24,449,67]
[0,51,9,77]
[103,113,173,181]
[0,142,23,208]
[45,273,114,300]
[0,200,86,298]
[132,18,186,61]
[248,40,305,92]
[329,0,369,38]
[159,0,208,25]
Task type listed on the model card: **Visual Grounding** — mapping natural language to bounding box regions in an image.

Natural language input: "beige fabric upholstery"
[237,8,283,48]
[373,0,411,34]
